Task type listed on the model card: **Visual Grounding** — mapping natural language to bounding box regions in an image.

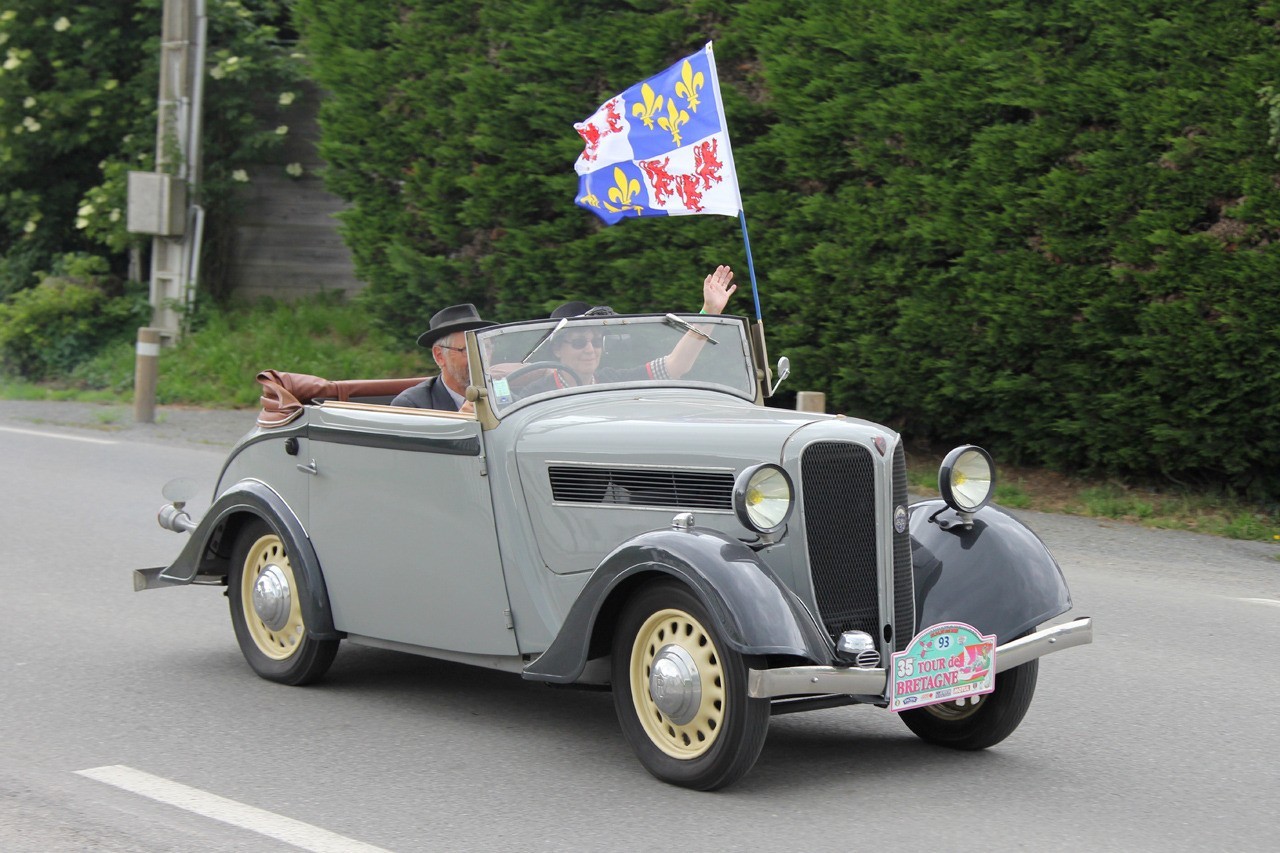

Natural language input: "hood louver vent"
[549,465,733,510]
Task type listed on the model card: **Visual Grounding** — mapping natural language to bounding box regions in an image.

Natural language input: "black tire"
[611,580,770,790]
[227,518,339,685]
[899,658,1038,750]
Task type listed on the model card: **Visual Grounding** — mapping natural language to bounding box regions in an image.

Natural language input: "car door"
[304,404,518,656]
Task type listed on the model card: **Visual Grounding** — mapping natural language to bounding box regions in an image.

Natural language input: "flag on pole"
[573,42,741,225]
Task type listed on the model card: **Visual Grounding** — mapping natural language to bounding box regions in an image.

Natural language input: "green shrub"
[0,255,148,380]
[295,0,1280,500]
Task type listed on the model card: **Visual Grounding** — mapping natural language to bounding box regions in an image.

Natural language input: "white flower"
[231,169,249,182]
[225,56,240,66]
[290,52,306,60]
[22,116,40,132]
[53,17,70,32]
[275,125,288,135]
[285,162,304,177]
[210,64,225,80]
[109,208,121,222]
[23,96,34,108]
[4,52,21,71]
[0,11,15,23]
[77,204,95,217]
[103,79,118,90]
[75,217,89,230]
[278,91,295,106]
[23,220,37,234]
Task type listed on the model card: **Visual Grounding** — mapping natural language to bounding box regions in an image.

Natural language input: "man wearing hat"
[391,303,495,410]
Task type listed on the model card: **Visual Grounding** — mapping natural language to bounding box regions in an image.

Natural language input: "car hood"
[504,392,860,576]
[511,392,829,467]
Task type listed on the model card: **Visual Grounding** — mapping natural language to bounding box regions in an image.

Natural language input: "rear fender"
[523,527,832,684]
[909,499,1072,643]
[143,480,338,640]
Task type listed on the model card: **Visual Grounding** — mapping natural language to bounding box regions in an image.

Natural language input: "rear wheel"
[228,519,338,685]
[611,581,770,790]
[899,658,1038,750]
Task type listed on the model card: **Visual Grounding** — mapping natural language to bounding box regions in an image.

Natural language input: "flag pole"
[738,210,762,321]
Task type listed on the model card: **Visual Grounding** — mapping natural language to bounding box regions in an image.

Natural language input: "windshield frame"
[471,313,759,419]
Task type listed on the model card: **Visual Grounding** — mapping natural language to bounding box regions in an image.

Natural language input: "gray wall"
[224,86,362,299]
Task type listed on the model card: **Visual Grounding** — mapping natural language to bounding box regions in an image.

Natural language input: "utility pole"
[126,0,206,420]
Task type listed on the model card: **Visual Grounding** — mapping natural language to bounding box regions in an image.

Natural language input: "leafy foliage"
[0,254,148,379]
[296,0,1280,499]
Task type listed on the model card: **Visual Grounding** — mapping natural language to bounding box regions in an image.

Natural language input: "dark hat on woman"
[549,301,592,320]
[416,303,495,348]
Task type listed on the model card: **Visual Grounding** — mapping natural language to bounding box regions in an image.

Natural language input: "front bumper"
[747,616,1093,699]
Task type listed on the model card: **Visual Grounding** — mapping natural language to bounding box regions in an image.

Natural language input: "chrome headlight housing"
[733,463,794,535]
[939,445,996,514]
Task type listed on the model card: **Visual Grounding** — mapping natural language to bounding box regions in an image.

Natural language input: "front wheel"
[611,581,770,790]
[899,658,1038,750]
[228,519,338,685]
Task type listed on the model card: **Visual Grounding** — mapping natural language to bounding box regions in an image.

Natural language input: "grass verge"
[907,449,1280,545]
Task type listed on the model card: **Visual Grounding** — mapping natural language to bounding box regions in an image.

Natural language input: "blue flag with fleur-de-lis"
[574,42,742,225]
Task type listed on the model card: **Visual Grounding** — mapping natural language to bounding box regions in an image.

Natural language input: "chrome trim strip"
[747,617,1092,699]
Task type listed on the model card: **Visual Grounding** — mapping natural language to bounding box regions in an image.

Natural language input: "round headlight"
[733,463,794,535]
[939,445,996,514]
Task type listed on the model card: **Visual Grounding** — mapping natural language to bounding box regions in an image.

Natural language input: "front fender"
[523,527,832,684]
[909,499,1073,643]
[134,480,339,640]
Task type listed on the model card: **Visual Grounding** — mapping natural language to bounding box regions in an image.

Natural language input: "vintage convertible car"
[137,312,1092,790]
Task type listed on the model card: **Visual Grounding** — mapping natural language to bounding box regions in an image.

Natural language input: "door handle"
[297,459,318,475]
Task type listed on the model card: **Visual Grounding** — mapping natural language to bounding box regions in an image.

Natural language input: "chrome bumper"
[747,616,1093,700]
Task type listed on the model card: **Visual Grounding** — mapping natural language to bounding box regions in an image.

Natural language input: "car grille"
[801,440,915,653]
[548,465,734,510]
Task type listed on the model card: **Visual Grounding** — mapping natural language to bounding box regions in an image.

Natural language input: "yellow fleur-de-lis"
[674,60,704,113]
[657,100,689,147]
[603,166,642,212]
[579,193,601,209]
[631,83,664,130]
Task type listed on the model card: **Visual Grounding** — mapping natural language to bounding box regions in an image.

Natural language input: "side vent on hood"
[548,465,734,510]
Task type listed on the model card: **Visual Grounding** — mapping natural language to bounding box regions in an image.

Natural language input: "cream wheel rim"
[240,534,305,660]
[629,607,726,759]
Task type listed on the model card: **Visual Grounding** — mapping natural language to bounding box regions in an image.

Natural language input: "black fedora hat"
[415,303,495,348]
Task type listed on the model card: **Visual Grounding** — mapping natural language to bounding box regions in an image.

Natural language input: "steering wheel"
[501,361,583,390]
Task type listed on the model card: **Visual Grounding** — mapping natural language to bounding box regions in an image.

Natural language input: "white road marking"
[0,424,117,445]
[1236,598,1280,608]
[76,765,392,853]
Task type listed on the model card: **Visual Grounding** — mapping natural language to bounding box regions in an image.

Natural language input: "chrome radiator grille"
[891,442,915,651]
[800,441,915,652]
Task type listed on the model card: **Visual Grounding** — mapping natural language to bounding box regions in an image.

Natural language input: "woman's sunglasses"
[563,336,603,350]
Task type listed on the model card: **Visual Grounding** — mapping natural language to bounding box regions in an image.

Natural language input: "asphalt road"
[1,401,1277,851]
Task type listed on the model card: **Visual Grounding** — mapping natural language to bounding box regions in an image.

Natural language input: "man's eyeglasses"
[564,336,603,350]
[436,344,467,353]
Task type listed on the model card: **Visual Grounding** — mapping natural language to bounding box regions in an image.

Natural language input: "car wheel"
[899,658,1038,750]
[228,518,338,685]
[611,580,770,790]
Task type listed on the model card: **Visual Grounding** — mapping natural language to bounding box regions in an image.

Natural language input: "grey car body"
[138,312,1092,789]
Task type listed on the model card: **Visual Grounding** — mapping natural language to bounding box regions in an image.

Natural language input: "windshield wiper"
[521,317,569,363]
[664,313,718,344]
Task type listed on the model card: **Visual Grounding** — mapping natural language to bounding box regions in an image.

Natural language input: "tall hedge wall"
[295,0,1280,500]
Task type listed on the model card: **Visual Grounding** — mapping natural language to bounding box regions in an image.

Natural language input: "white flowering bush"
[0,0,305,302]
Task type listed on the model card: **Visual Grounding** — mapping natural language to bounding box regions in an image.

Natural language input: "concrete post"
[134,327,162,423]
[796,391,826,413]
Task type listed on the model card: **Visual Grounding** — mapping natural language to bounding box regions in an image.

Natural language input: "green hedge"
[296,0,1280,499]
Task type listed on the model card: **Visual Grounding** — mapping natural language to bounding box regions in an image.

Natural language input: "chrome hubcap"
[648,643,701,725]
[252,563,292,631]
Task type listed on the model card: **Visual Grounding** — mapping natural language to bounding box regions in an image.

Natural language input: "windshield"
[475,314,757,416]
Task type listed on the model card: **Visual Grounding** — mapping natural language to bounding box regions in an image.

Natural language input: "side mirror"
[769,356,790,396]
